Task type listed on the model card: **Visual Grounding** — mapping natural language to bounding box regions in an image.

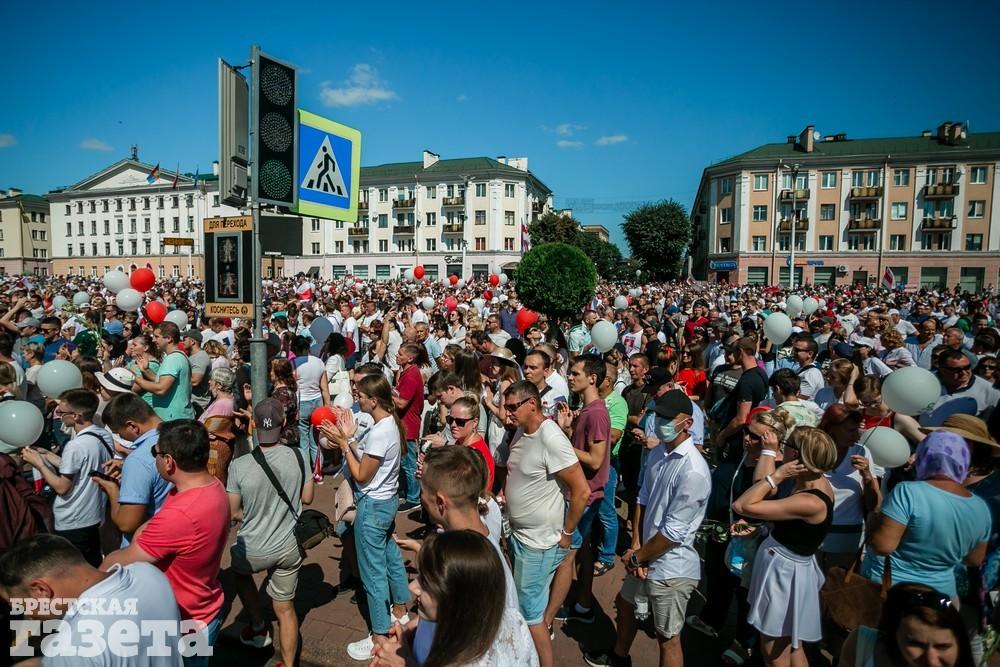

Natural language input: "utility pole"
[787,163,800,290]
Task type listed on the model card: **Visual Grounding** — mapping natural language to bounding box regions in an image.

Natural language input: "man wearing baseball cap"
[227,398,314,666]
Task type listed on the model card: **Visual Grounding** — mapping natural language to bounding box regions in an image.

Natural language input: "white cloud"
[456,94,467,102]
[555,123,586,136]
[596,134,628,146]
[557,140,584,149]
[320,64,398,107]
[80,138,114,152]
[0,133,15,148]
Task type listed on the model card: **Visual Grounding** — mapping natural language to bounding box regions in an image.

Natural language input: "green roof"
[715,131,1000,167]
[360,156,551,193]
[14,194,47,206]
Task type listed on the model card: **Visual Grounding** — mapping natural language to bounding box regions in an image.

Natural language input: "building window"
[91,243,98,256]
[891,202,908,220]
[311,218,321,232]
[378,214,388,228]
[186,216,194,232]
[143,218,151,233]
[475,237,486,251]
[172,217,179,233]
[504,184,515,197]
[67,245,73,256]
[781,173,808,190]
[752,236,766,251]
[184,194,193,208]
[504,211,515,226]
[819,235,834,250]
[752,205,768,222]
[378,240,388,252]
[889,234,906,251]
[76,202,83,214]
[941,167,955,184]
[65,204,71,215]
[503,237,515,251]
[851,170,865,187]
[129,219,136,233]
[104,242,111,255]
[720,178,733,195]
[968,200,985,218]
[475,183,487,197]
[157,196,164,209]
[143,240,151,255]
[426,186,436,198]
[778,235,789,252]
[425,213,436,226]
[66,222,72,237]
[720,207,733,224]
[970,166,988,184]
[820,204,836,221]
[847,235,876,251]
[921,233,951,251]
[965,234,983,251]
[378,188,388,202]
[892,169,909,187]
[311,243,320,254]
[753,174,768,191]
[117,241,124,255]
[157,219,165,233]
[426,239,436,251]
[475,210,487,225]
[925,168,938,186]
[77,221,84,235]
[334,241,344,253]
[116,220,123,234]
[867,170,881,187]
[103,220,110,234]
[821,171,837,189]
[719,237,731,253]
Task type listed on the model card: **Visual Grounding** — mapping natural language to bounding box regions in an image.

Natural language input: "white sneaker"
[347,634,375,661]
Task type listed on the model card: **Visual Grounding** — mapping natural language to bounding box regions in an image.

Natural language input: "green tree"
[576,231,624,278]
[515,243,597,318]
[622,199,690,280]
[527,212,583,246]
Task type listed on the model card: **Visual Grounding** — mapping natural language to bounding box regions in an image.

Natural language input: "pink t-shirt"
[570,400,611,504]
[136,479,230,623]
[396,365,424,441]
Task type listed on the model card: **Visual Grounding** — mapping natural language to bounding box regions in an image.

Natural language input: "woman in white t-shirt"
[320,373,411,661]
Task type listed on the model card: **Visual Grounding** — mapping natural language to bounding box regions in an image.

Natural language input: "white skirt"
[746,534,825,648]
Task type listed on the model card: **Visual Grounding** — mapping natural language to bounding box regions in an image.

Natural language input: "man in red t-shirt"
[394,343,425,510]
[102,420,230,666]
[684,300,710,343]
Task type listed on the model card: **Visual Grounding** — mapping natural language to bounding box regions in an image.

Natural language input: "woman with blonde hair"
[814,358,858,411]
[879,328,914,369]
[733,426,837,667]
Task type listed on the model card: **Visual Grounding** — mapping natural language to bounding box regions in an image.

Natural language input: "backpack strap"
[77,431,115,458]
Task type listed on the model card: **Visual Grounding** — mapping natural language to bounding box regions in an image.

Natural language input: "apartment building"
[691,122,1000,291]
[0,188,51,276]
[288,151,553,279]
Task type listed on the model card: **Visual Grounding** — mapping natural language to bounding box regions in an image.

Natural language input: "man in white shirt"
[790,334,824,401]
[585,390,710,667]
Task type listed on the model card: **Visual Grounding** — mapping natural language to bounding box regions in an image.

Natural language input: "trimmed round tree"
[514,243,597,318]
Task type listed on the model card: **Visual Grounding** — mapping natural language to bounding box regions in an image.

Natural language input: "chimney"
[212,160,220,176]
[506,157,528,172]
[496,155,506,165]
[937,122,952,142]
[921,129,932,138]
[422,150,439,169]
[950,122,966,143]
[787,135,797,144]
[798,125,816,153]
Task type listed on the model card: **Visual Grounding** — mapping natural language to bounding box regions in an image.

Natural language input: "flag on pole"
[146,164,160,184]
[171,164,179,189]
[881,266,896,290]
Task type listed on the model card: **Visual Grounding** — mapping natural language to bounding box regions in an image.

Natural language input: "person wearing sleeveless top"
[732,426,838,667]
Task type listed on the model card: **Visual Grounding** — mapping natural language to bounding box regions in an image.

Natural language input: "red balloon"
[449,274,459,286]
[445,296,458,312]
[130,268,156,293]
[413,265,425,279]
[145,301,167,324]
[483,290,493,301]
[310,406,338,428]
[489,274,500,286]
[516,308,539,333]
[344,337,356,358]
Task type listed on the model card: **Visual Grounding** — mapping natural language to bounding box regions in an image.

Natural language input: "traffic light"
[251,46,297,208]
[218,59,249,207]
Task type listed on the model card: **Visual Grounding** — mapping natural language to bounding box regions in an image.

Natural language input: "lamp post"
[786,163,801,290]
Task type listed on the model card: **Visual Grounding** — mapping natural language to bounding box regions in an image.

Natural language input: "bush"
[514,243,596,318]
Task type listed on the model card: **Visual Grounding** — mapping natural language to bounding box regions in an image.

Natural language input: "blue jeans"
[596,467,619,565]
[354,493,410,634]
[182,608,222,667]
[298,397,323,466]
[400,439,420,504]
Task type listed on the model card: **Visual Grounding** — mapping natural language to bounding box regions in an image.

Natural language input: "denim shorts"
[570,499,603,550]
[509,535,567,625]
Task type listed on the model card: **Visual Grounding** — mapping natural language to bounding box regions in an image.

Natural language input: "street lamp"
[785,163,801,290]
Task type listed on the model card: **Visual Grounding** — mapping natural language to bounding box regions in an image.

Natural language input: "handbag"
[820,548,892,633]
[251,446,332,551]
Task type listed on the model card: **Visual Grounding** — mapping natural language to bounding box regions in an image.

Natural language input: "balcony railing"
[393,198,415,209]
[348,226,369,237]
[393,225,415,234]
[358,200,369,210]
[849,186,882,200]
[778,218,809,232]
[442,196,465,207]
[442,223,465,234]
[779,188,810,201]
[923,216,957,230]
[847,218,882,232]
[923,183,959,199]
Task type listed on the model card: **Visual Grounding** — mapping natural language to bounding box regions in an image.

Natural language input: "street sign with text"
[203,216,254,319]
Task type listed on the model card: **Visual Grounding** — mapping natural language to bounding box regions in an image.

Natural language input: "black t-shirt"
[721,366,768,461]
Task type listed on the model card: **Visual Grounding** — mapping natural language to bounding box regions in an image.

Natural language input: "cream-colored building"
[692,122,1000,291]
[0,188,51,276]
[288,151,553,279]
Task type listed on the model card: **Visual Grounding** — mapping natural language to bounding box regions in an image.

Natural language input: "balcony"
[443,223,465,234]
[358,200,369,210]
[348,226,370,237]
[923,216,957,231]
[393,225,415,234]
[442,196,465,207]
[778,218,809,232]
[779,188,810,202]
[847,217,882,232]
[923,183,959,199]
[849,186,882,200]
[393,198,415,209]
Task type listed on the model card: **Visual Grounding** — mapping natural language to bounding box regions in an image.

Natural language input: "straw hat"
[921,414,1000,456]
[487,346,519,368]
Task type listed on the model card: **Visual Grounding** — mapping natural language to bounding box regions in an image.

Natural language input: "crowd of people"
[1,269,1000,667]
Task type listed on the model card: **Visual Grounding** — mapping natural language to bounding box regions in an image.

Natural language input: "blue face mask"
[656,416,688,442]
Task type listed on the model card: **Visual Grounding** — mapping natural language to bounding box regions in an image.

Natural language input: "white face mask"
[655,416,688,442]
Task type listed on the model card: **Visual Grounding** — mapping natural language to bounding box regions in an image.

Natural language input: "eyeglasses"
[446,415,475,427]
[793,347,811,353]
[742,428,762,443]
[150,444,168,458]
[942,365,972,374]
[503,397,531,412]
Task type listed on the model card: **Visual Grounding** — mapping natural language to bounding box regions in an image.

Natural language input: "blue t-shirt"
[863,481,991,597]
[117,428,173,545]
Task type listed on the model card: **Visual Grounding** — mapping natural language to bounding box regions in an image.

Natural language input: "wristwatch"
[628,552,642,568]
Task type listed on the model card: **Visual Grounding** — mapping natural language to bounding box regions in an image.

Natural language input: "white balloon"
[116,288,143,312]
[613,295,629,310]
[635,269,642,277]
[862,427,911,468]
[628,288,641,298]
[36,360,83,398]
[818,298,827,309]
[421,297,434,310]
[499,295,508,303]
[472,298,486,311]
[333,393,354,409]
[785,295,803,318]
[440,277,450,287]
[763,312,793,344]
[73,291,90,306]
[103,270,129,294]
[164,309,189,330]
[802,297,819,316]
[0,400,45,447]
[499,273,509,285]
[881,366,940,416]
[51,295,68,310]
[591,320,618,353]
[404,268,415,282]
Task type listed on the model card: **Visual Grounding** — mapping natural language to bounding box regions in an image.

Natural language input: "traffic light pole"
[248,47,267,423]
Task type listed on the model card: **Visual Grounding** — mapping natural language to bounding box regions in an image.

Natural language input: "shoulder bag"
[820,548,892,633]
[251,446,332,551]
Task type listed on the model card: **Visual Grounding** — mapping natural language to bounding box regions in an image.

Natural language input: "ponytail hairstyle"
[750,407,797,445]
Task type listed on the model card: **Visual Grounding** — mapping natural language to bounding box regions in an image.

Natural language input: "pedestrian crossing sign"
[293,110,361,222]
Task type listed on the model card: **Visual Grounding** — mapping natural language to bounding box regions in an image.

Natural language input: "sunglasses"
[503,397,531,412]
[742,428,762,443]
[943,365,972,373]
[899,590,953,611]
[446,415,475,427]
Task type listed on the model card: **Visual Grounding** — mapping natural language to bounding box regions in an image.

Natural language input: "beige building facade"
[692,122,1000,291]
[0,189,51,276]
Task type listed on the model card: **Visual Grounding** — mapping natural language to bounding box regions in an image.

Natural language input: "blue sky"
[2,0,999,250]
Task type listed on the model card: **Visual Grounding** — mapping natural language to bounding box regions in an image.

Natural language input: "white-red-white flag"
[881,266,895,290]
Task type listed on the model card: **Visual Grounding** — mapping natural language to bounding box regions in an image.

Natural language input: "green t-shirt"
[605,391,629,458]
[152,351,194,421]
[127,359,160,408]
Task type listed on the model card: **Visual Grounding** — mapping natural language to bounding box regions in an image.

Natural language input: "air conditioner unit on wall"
[837,265,849,273]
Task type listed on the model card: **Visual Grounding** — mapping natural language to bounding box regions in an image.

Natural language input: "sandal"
[593,562,613,577]
[721,641,750,666]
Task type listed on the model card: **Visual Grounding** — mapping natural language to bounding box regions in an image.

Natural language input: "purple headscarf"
[915,431,970,484]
